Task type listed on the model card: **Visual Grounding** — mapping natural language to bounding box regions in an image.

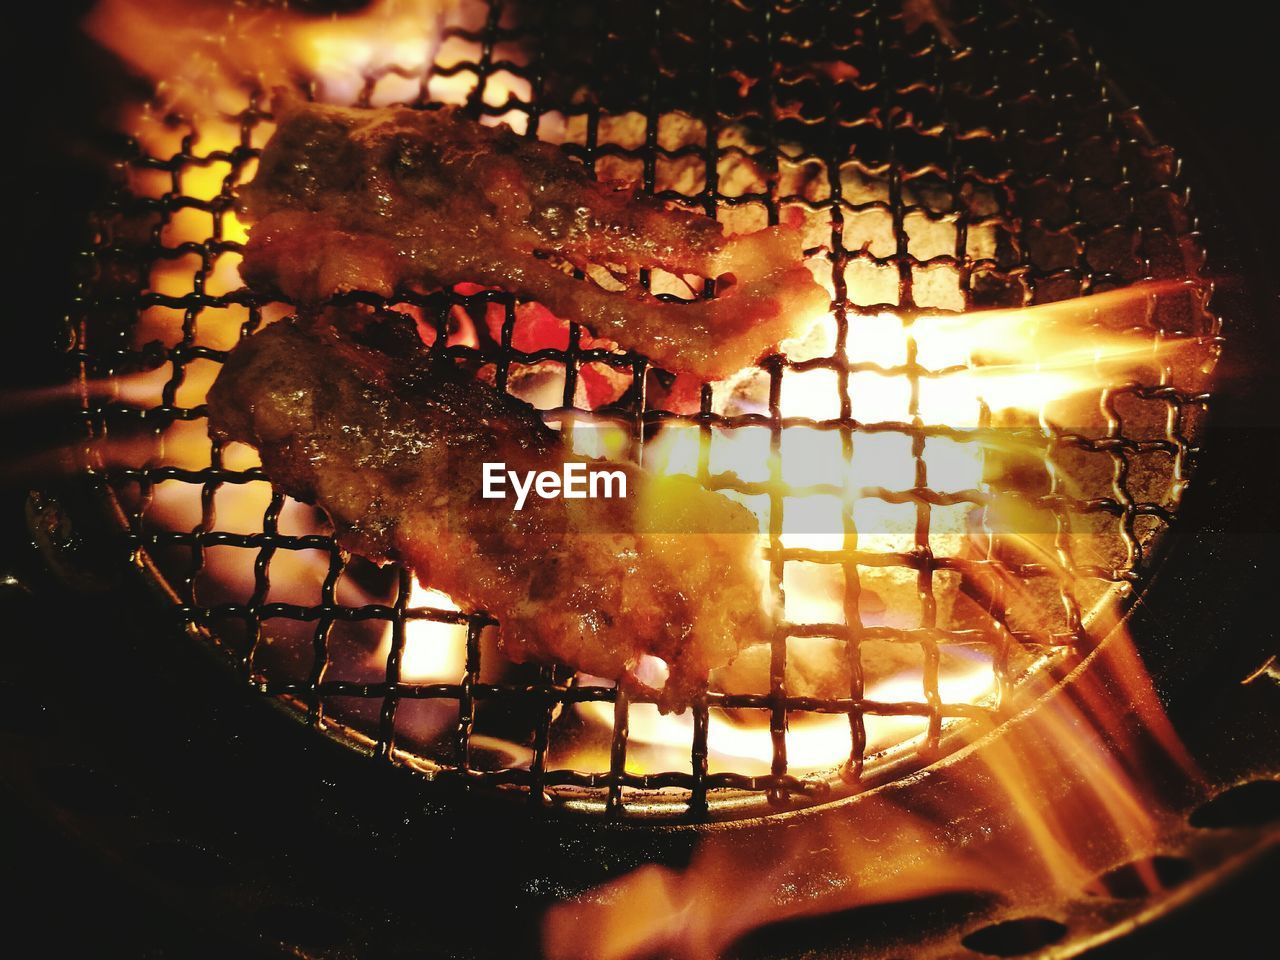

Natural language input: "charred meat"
[237,98,829,380]
[206,307,769,706]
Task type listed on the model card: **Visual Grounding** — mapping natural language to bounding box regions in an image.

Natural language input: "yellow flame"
[571,659,995,774]
[372,580,468,682]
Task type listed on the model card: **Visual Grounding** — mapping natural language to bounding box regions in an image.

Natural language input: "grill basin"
[76,0,1218,820]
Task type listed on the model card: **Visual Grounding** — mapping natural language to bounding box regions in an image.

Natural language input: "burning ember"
[67,0,1227,953]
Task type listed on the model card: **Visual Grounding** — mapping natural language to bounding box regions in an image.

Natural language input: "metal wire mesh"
[74,0,1219,819]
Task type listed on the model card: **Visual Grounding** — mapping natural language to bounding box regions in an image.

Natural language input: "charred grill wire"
[76,0,1217,819]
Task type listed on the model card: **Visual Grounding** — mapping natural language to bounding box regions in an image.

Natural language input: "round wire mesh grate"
[73,0,1220,820]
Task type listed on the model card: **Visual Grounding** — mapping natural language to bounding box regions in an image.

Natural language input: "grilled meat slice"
[206,308,769,707]
[237,97,829,380]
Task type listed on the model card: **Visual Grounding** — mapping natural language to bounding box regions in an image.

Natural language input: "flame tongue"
[543,625,1200,960]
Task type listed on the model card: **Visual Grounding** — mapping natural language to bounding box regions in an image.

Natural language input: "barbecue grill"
[5,0,1278,957]
[68,0,1220,817]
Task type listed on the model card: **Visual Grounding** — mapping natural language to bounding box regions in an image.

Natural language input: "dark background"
[2,2,1277,957]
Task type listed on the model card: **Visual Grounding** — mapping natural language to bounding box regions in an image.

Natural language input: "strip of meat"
[237,97,830,380]
[205,307,770,708]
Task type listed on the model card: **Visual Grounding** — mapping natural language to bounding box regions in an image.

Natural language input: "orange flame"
[544,620,1200,960]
